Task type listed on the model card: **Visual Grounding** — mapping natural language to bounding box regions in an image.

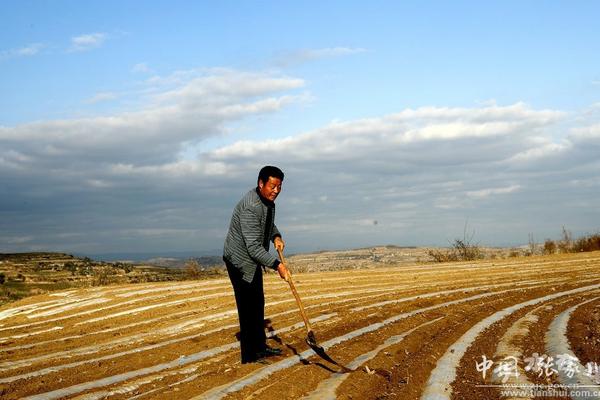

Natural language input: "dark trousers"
[225,261,266,363]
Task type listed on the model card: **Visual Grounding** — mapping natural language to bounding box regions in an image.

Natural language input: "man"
[223,165,291,364]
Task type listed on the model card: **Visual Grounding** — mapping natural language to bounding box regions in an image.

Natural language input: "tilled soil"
[1,252,600,399]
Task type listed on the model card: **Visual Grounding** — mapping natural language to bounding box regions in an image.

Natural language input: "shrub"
[508,250,520,258]
[527,233,538,256]
[572,233,600,253]
[558,226,572,253]
[64,262,77,275]
[428,223,483,262]
[427,249,458,263]
[451,238,483,261]
[545,228,600,254]
[543,239,557,255]
[184,259,203,279]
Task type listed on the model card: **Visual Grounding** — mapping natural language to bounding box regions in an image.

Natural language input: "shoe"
[241,346,281,364]
[256,346,282,358]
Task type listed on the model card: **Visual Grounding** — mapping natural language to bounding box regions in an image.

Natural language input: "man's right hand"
[277,263,291,282]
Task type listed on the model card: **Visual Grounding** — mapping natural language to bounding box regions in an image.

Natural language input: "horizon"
[0,239,561,263]
[2,1,599,255]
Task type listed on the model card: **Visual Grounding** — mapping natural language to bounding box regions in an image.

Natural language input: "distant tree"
[427,248,458,262]
[526,233,538,256]
[558,226,573,253]
[117,262,134,274]
[427,221,482,262]
[64,262,77,275]
[543,239,557,255]
[184,259,203,279]
[572,232,600,253]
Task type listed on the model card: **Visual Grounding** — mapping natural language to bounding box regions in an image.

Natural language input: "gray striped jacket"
[223,188,281,282]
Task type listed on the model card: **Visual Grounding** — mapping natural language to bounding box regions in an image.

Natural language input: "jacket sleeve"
[239,207,278,268]
[271,224,281,241]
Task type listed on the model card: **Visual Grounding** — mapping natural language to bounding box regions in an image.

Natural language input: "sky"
[1,1,599,257]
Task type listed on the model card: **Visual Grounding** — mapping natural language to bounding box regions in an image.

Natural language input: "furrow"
[420,283,600,400]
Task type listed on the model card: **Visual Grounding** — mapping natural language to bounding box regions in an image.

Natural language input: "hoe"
[277,248,352,372]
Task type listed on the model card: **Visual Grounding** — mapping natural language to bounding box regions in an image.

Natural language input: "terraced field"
[1,252,600,399]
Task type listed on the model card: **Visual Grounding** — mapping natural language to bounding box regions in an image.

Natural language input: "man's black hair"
[257,166,284,185]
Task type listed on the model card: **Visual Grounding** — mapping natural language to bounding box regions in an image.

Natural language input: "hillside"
[0,253,187,306]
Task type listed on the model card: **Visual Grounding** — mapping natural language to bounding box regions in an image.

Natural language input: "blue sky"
[1,1,599,256]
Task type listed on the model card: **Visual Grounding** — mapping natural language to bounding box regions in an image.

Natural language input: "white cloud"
[149,68,305,103]
[0,43,44,60]
[16,43,44,56]
[69,33,107,52]
[508,142,568,163]
[85,91,118,104]
[305,47,367,58]
[132,62,152,73]
[466,185,521,199]
[570,123,600,140]
[210,102,563,163]
[0,69,305,170]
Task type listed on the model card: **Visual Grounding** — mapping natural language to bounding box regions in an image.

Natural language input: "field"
[1,251,599,399]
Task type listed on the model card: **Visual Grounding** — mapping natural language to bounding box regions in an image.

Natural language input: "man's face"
[259,176,282,202]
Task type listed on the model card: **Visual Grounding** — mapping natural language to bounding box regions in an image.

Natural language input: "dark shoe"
[257,346,282,358]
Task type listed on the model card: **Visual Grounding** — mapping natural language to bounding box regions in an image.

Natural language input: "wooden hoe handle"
[277,248,313,333]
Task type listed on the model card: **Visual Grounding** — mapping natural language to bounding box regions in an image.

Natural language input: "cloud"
[303,47,367,58]
[466,185,521,199]
[0,235,33,244]
[274,46,367,67]
[0,69,305,168]
[210,102,563,163]
[132,62,152,74]
[69,33,107,52]
[15,43,44,56]
[1,68,599,254]
[85,91,118,104]
[0,43,44,60]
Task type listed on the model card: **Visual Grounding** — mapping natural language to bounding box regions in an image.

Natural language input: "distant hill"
[0,252,192,306]
[86,250,222,262]
[143,256,224,269]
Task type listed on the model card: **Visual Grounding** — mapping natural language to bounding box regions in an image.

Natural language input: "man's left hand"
[274,236,285,252]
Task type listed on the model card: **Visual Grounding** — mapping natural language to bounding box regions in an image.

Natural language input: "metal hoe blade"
[306,330,319,347]
[306,330,353,373]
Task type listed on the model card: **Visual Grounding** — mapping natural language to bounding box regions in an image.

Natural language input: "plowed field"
[1,252,600,399]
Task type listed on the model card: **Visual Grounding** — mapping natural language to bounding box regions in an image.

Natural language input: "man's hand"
[277,263,291,282]
[274,236,285,252]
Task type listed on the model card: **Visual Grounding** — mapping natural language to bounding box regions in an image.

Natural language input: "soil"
[0,252,599,399]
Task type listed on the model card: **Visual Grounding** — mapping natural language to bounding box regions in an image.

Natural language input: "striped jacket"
[223,188,281,283]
